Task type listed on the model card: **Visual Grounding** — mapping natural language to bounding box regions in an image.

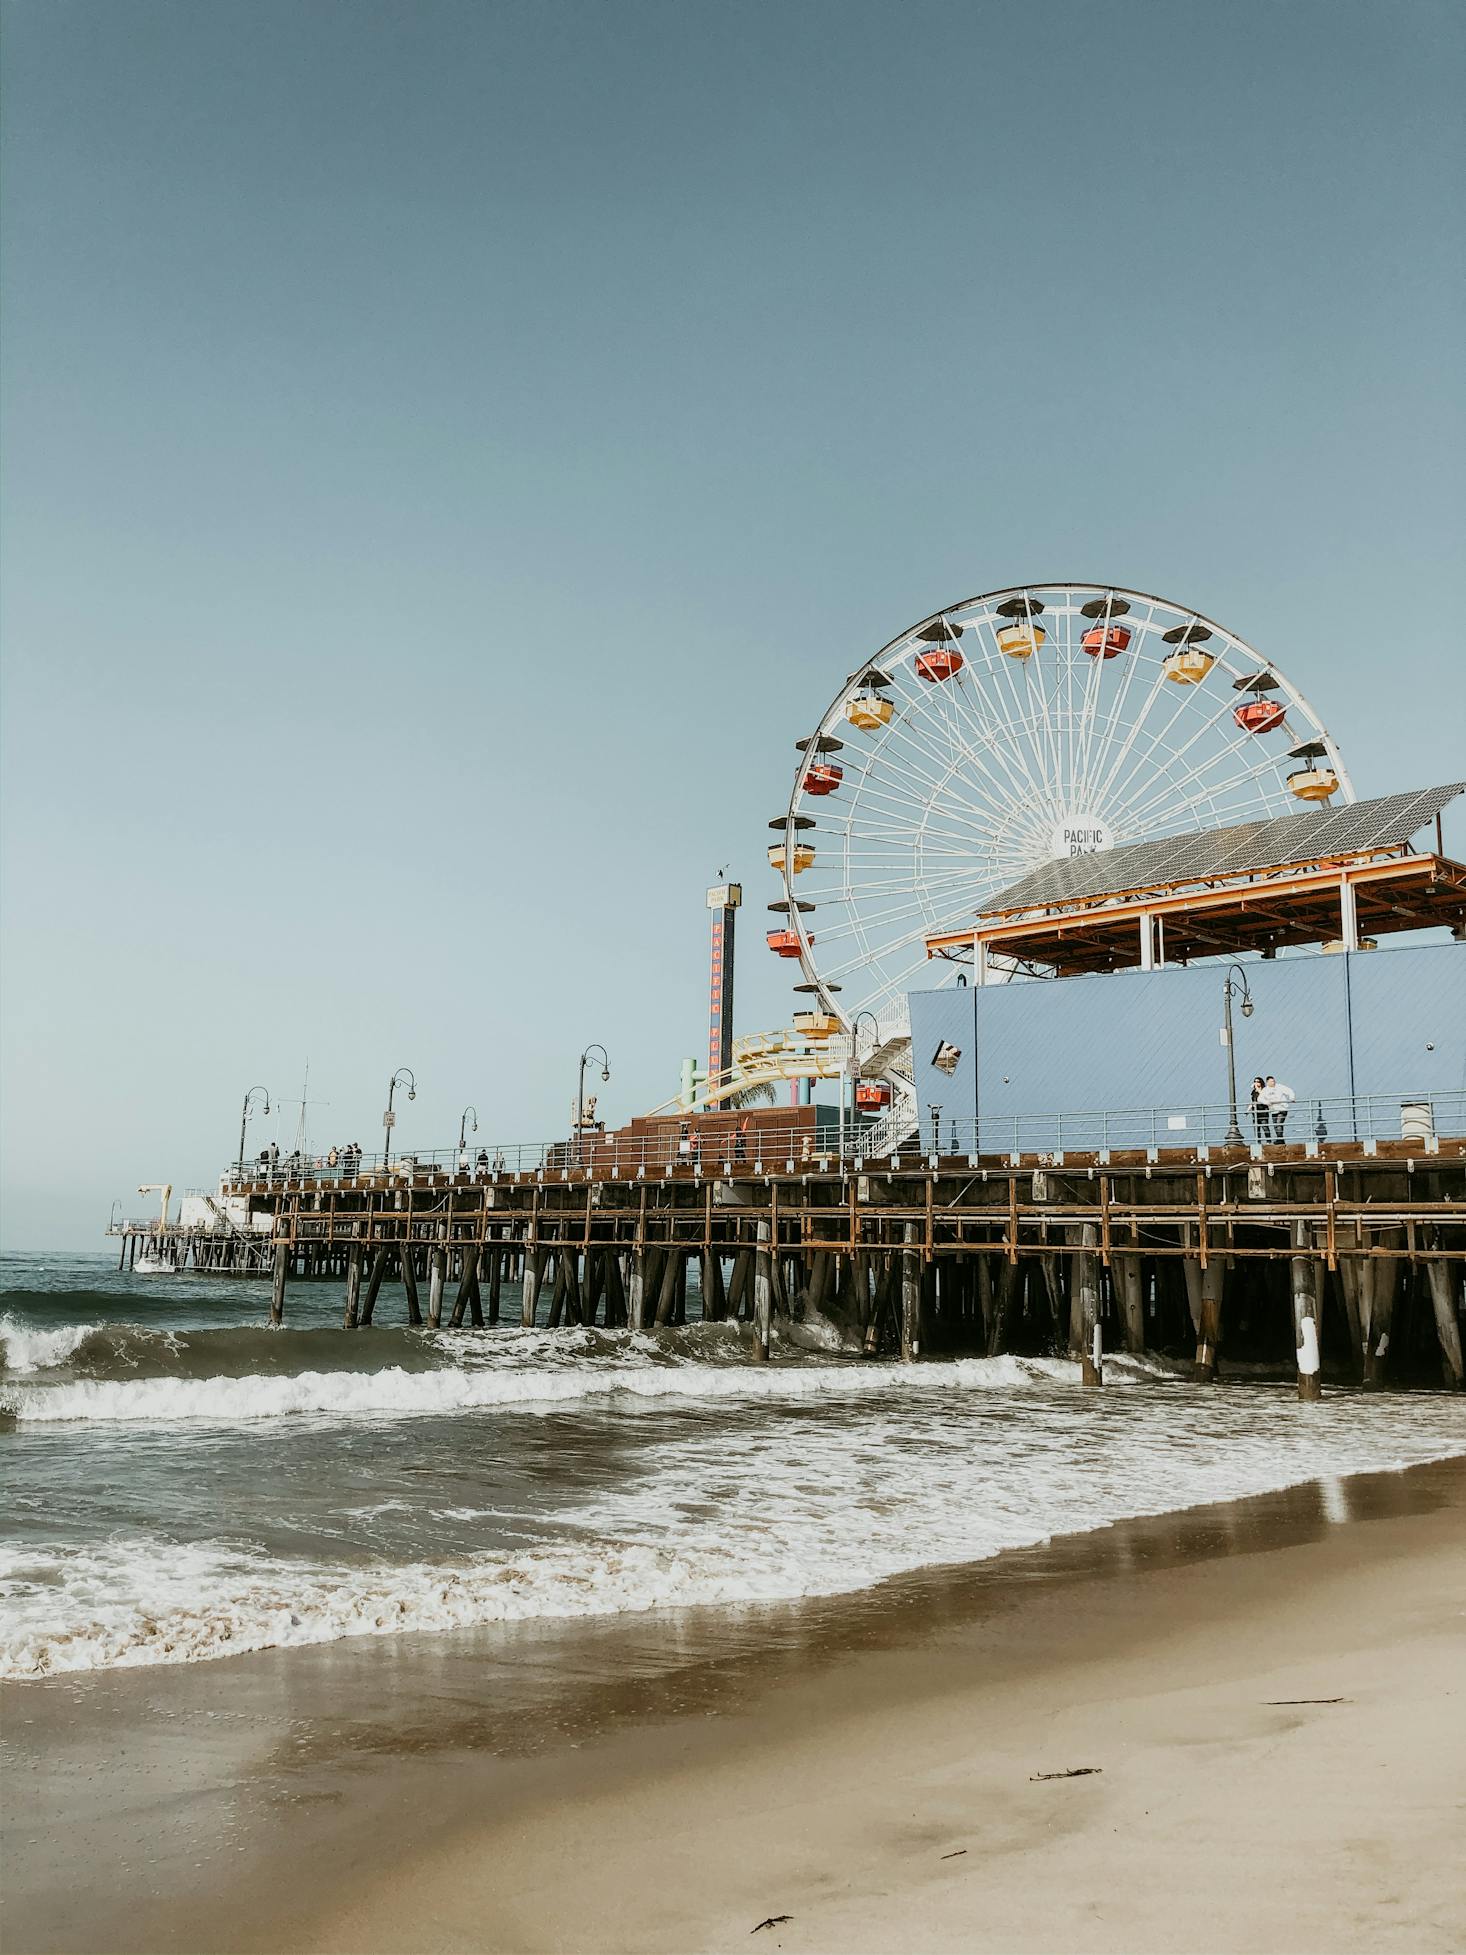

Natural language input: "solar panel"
[982,783,1466,915]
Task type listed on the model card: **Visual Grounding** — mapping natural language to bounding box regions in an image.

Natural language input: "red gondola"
[1081,624,1132,659]
[802,762,843,795]
[1233,698,1286,733]
[915,647,963,683]
[766,929,809,958]
[854,1080,892,1111]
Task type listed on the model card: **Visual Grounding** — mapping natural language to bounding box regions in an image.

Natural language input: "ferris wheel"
[767,582,1355,1031]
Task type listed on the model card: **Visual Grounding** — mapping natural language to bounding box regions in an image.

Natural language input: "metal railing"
[212,1088,1463,1193]
[936,1089,1465,1160]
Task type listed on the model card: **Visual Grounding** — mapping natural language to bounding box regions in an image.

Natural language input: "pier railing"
[216,1088,1465,1193]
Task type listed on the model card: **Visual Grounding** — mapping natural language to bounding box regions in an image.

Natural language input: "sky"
[2,0,1463,1249]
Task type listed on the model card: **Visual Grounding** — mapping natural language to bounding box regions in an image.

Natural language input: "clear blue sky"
[2,0,1463,1248]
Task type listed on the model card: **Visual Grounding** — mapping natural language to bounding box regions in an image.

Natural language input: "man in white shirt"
[1260,1076,1296,1141]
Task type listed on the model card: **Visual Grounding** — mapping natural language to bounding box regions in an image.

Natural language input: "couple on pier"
[1249,1075,1296,1142]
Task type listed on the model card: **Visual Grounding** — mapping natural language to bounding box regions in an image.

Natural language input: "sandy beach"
[4,1454,1463,1955]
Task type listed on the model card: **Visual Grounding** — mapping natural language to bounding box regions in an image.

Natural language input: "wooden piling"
[1423,1236,1464,1389]
[1361,1230,1401,1389]
[359,1246,389,1326]
[1077,1224,1102,1386]
[270,1241,288,1327]
[449,1246,481,1329]
[521,1247,546,1329]
[1291,1221,1322,1400]
[342,1242,363,1330]
[399,1248,422,1327]
[1191,1260,1225,1382]
[900,1222,920,1361]
[753,1220,773,1362]
[427,1247,446,1330]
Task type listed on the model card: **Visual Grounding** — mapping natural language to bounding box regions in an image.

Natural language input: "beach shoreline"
[4,1452,1464,1955]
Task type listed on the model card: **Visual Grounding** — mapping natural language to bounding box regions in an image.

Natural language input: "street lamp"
[843,1010,881,1159]
[576,1045,610,1166]
[237,1085,271,1181]
[383,1067,416,1167]
[458,1104,479,1163]
[1221,965,1255,1146]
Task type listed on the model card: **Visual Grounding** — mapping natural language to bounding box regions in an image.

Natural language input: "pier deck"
[114,1126,1465,1391]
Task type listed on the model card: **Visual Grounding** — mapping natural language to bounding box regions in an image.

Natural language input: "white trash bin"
[1399,1100,1435,1143]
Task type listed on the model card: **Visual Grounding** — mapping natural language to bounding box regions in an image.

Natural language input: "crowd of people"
[253,1140,365,1180]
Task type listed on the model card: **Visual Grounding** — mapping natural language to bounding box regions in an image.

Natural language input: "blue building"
[909,939,1466,1155]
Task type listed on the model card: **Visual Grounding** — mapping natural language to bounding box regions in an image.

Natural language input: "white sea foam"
[0,1315,91,1375]
[4,1383,1463,1680]
[0,1350,1164,1426]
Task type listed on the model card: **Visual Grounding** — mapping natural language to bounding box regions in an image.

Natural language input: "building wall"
[908,941,1465,1149]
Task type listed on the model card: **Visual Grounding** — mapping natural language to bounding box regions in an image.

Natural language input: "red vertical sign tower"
[706,882,741,1096]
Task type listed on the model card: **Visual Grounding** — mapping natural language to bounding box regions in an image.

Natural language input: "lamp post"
[458,1104,479,1164]
[576,1045,610,1166]
[843,1010,881,1159]
[383,1067,416,1168]
[928,1103,942,1159]
[1221,966,1255,1146]
[237,1085,271,1181]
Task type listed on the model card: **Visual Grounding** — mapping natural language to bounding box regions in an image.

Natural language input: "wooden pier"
[126,1127,1466,1394]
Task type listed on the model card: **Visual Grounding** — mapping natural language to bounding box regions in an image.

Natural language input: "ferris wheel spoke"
[848,697,1037,829]
[1108,700,1274,833]
[884,666,1053,820]
[1073,595,1160,809]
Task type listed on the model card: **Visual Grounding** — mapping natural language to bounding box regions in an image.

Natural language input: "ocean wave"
[0,1531,856,1678]
[0,1316,95,1375]
[7,1410,1465,1679]
[0,1349,1164,1427]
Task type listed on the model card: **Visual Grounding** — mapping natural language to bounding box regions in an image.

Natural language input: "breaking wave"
[0,1345,1162,1426]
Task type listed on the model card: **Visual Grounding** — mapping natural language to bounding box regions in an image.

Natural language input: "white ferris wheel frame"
[774,581,1355,1029]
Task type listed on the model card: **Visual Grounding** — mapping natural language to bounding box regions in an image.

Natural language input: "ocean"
[3,1250,1464,1683]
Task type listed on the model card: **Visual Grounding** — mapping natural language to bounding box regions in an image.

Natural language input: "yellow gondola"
[768,842,815,874]
[845,692,893,730]
[792,1011,841,1041]
[1288,765,1339,802]
[997,622,1046,659]
[1163,646,1216,684]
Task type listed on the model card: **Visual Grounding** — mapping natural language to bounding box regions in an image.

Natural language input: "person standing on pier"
[1260,1076,1296,1141]
[1249,1077,1268,1142]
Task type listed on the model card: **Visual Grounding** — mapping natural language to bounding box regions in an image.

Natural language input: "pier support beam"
[449,1247,481,1329]
[753,1221,772,1362]
[1189,1261,1225,1382]
[521,1248,545,1329]
[342,1243,363,1330]
[427,1248,446,1330]
[628,1250,648,1332]
[1113,1255,1145,1354]
[900,1223,921,1362]
[401,1249,422,1327]
[270,1242,288,1327]
[654,1248,681,1328]
[1076,1224,1102,1386]
[359,1247,389,1326]
[1291,1222,1322,1401]
[1361,1232,1401,1389]
[1424,1237,1464,1390]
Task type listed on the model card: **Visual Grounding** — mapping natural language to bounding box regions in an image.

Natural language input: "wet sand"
[4,1456,1464,1955]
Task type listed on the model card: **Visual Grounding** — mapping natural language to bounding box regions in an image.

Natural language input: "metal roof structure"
[982,783,1465,918]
